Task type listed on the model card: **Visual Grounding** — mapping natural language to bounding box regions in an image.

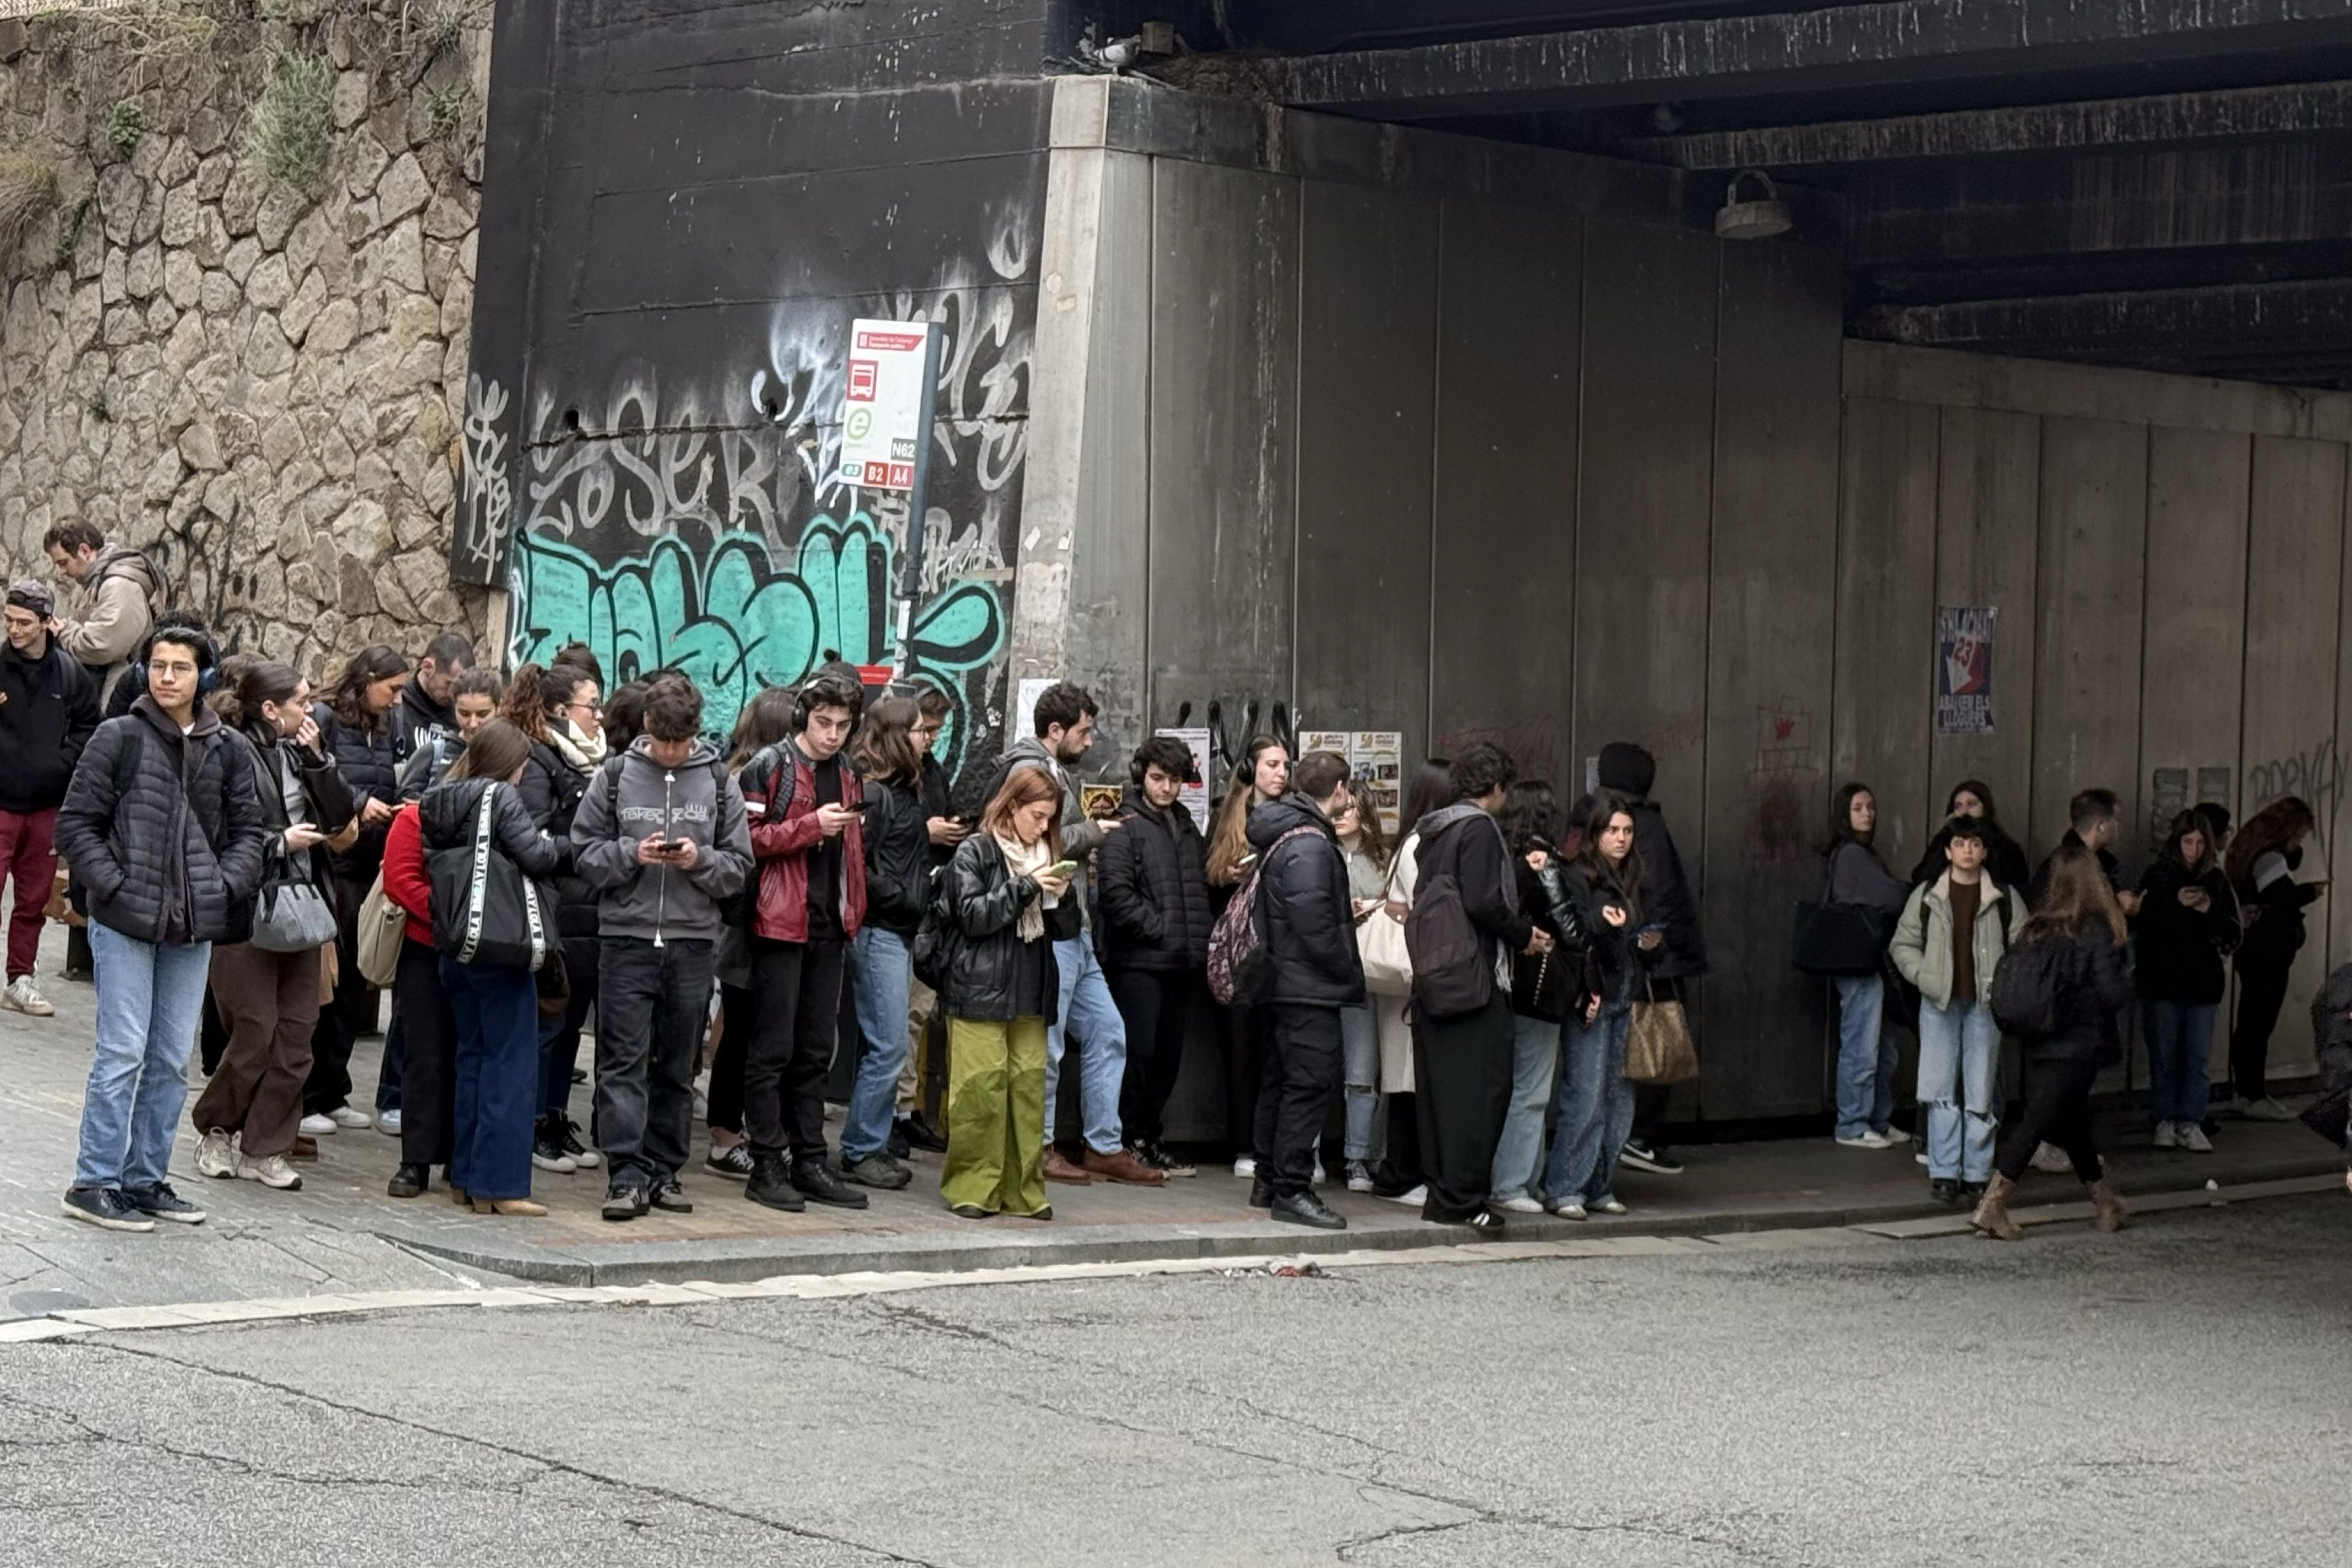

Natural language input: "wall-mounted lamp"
[1714,169,1792,240]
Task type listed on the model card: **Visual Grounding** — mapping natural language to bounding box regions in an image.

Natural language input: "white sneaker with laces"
[328,1105,373,1130]
[1378,1183,1428,1206]
[1590,1196,1629,1216]
[376,1108,403,1136]
[1232,1156,1256,1179]
[2028,1141,2073,1173]
[2242,1097,2296,1122]
[2,974,55,1016]
[2152,1121,2178,1149]
[2179,1123,2214,1152]
[239,1151,303,1190]
[1835,1131,1889,1150]
[195,1129,238,1179]
[298,1112,337,1136]
[1493,1194,1544,1214]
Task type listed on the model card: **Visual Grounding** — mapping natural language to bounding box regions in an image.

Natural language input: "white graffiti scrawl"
[459,374,514,578]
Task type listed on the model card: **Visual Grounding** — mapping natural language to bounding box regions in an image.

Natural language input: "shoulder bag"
[1355,852,1413,998]
[429,782,552,972]
[1793,850,1897,977]
[1625,974,1699,1085]
[356,868,406,988]
[248,744,340,954]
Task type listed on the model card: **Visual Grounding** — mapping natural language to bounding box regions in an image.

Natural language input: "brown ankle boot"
[1970,1173,2024,1241]
[2087,1179,2126,1233]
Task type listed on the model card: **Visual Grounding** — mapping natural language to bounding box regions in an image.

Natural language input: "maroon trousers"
[0,807,57,981]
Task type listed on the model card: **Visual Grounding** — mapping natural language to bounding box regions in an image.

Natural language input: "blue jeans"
[1833,973,1896,1139]
[1917,997,2000,1182]
[2144,999,2218,1125]
[843,925,913,1160]
[440,957,540,1202]
[1341,1003,1378,1161]
[1543,1005,1632,1206]
[1043,935,1128,1154]
[1491,1012,1561,1201]
[73,923,213,1192]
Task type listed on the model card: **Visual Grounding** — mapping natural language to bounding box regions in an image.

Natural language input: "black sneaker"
[885,1128,912,1160]
[792,1158,869,1210]
[531,1123,578,1174]
[1619,1139,1684,1175]
[387,1163,430,1199]
[1136,1139,1199,1178]
[746,1152,806,1212]
[649,1179,694,1213]
[1270,1190,1346,1230]
[841,1152,913,1190]
[61,1186,153,1232]
[554,1118,602,1170]
[121,1182,205,1224]
[705,1142,754,1180]
[1249,1175,1274,1209]
[1929,1177,1962,1206]
[895,1112,950,1153]
[601,1183,649,1222]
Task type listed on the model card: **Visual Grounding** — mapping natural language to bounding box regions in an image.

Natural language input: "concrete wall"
[462,0,1066,775]
[1027,78,2352,1134]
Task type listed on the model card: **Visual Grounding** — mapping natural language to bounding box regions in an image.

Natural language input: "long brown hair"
[1207,734,1286,886]
[2027,843,2127,945]
[447,718,534,783]
[1576,791,1644,917]
[851,696,922,785]
[2224,795,2315,896]
[1336,778,1390,870]
[325,644,407,729]
[503,661,596,747]
[980,766,1063,858]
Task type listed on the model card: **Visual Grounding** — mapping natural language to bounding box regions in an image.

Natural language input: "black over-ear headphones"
[791,672,859,732]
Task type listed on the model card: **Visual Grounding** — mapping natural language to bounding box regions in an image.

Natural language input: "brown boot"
[1082,1146,1167,1186]
[1970,1172,2024,1241]
[1041,1147,1092,1185]
[2087,1179,2127,1233]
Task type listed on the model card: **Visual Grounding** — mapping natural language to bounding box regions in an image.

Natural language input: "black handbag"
[1510,946,1570,1023]
[429,783,553,973]
[1793,852,1897,976]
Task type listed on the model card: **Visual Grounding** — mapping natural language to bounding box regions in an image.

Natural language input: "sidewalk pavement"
[4,925,2343,1311]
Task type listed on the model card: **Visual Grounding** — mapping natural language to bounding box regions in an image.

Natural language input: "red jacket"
[742,743,866,943]
[381,803,434,948]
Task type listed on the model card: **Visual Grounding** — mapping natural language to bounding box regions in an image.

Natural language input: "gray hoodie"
[570,736,753,944]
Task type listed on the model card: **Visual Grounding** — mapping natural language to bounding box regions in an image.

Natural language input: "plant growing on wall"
[104,99,145,155]
[0,149,60,261]
[244,45,335,191]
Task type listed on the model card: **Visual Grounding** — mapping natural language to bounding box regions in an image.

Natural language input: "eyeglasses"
[564,701,603,716]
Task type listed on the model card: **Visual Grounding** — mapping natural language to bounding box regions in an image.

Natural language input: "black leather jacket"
[940,833,1061,1024]
[862,772,930,936]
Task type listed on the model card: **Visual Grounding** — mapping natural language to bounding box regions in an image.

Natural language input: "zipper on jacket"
[656,766,673,947]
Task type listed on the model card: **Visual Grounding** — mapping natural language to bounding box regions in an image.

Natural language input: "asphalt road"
[2,1190,2345,1567]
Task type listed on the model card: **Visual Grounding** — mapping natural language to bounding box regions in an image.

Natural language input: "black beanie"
[1596,742,1656,798]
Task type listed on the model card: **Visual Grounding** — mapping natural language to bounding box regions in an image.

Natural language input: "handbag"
[1793,851,1897,976]
[536,943,571,1018]
[251,876,339,954]
[428,782,552,972]
[356,868,406,988]
[1510,946,1569,1023]
[1356,856,1413,998]
[1625,977,1699,1085]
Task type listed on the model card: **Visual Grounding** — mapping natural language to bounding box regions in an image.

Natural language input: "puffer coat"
[1095,785,1212,972]
[56,697,269,945]
[313,699,400,878]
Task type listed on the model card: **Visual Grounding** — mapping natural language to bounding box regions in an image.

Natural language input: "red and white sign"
[837,318,933,492]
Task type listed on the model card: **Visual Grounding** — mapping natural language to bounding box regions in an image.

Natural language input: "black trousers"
[304,872,377,1115]
[743,935,846,1161]
[395,938,458,1169]
[1996,1052,2102,1183]
[1109,967,1194,1146]
[537,932,600,1117]
[711,981,754,1136]
[199,988,230,1077]
[1413,992,1515,1221]
[595,936,718,1186]
[1253,1003,1343,1197]
[1221,1002,1271,1158]
[1380,1093,1424,1188]
[2230,954,2294,1104]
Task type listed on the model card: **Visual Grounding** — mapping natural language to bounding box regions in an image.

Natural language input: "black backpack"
[1989,933,2070,1039]
[1406,870,1491,1019]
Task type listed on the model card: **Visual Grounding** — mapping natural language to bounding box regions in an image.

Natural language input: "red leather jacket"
[742,743,866,943]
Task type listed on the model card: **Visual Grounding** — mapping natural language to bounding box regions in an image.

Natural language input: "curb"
[369,1151,2348,1287]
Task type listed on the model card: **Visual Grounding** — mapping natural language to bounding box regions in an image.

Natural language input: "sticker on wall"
[1935,606,1997,736]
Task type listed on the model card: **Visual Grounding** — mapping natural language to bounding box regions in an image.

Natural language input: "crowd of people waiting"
[12,520,2343,1239]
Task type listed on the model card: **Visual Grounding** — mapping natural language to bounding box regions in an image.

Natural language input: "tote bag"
[1625,977,1699,1085]
[428,783,552,972]
[356,869,405,988]
[1793,851,1896,976]
[1356,849,1413,998]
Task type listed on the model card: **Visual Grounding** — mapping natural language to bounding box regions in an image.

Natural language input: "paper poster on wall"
[1934,606,1996,736]
[1014,677,1054,746]
[1157,727,1213,831]
[1299,729,1406,835]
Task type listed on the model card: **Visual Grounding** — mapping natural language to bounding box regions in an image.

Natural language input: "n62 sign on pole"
[837,318,943,681]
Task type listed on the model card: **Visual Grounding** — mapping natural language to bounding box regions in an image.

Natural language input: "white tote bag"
[1356,835,1415,998]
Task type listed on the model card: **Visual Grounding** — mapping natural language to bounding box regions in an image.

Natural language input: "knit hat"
[1596,742,1656,798]
[5,579,53,619]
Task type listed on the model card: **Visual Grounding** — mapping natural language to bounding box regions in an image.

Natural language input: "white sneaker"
[2028,1141,2073,1173]
[1232,1156,1256,1179]
[328,1105,373,1130]
[1378,1183,1428,1206]
[1493,1194,1544,1214]
[298,1112,337,1136]
[1547,1198,1588,1220]
[1590,1196,1629,1216]
[1309,1162,1327,1187]
[2,974,55,1016]
[2179,1123,2214,1153]
[238,1151,303,1190]
[531,1146,578,1174]
[375,1108,402,1136]
[2242,1097,2296,1123]
[195,1128,238,1179]
[1344,1159,1375,1193]
[1836,1132,1890,1150]
[2152,1121,2178,1149]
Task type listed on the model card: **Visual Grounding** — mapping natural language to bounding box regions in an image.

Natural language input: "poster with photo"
[1935,606,1996,736]
[1156,727,1213,832]
[1298,729,1404,835]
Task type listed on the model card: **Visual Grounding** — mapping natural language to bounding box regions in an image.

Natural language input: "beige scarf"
[995,832,1054,944]
[549,718,608,772]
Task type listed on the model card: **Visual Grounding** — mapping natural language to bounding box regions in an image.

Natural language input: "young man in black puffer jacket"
[1096,735,1212,1176]
[56,626,267,1232]
[1243,749,1365,1231]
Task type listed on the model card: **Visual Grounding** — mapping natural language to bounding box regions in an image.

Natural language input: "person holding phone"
[938,767,1069,1219]
[837,698,934,1191]
[1541,794,1657,1220]
[2135,810,2237,1150]
[2224,795,2327,1120]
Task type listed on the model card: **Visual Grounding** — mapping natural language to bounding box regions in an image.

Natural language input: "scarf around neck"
[995,832,1054,943]
[550,719,608,772]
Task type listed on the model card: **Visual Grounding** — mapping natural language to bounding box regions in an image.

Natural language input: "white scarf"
[550,719,607,772]
[995,832,1054,944]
